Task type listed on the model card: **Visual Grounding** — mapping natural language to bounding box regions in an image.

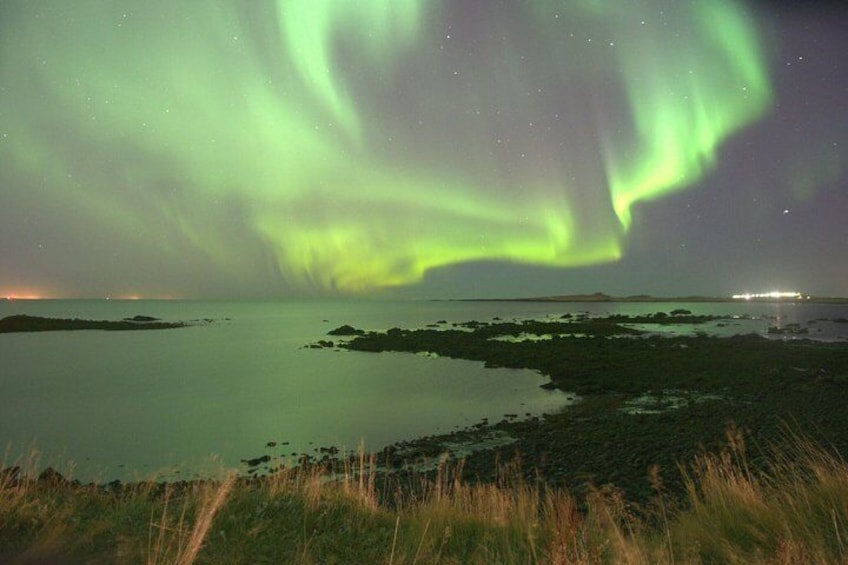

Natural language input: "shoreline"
[4,307,848,504]
[301,311,848,503]
[453,292,848,304]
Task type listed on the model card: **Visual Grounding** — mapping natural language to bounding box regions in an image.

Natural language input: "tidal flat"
[312,311,848,503]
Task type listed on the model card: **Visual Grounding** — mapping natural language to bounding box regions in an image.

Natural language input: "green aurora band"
[0,0,771,294]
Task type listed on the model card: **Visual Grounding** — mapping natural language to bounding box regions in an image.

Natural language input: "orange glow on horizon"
[1,288,186,301]
[1,286,53,300]
[110,293,183,300]
[3,292,48,300]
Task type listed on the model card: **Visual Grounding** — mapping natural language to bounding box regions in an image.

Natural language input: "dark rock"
[241,455,272,468]
[767,323,808,335]
[0,314,187,333]
[37,467,69,485]
[327,324,365,336]
[0,466,21,485]
[124,315,160,322]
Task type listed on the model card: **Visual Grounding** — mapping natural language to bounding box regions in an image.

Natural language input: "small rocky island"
[0,314,191,333]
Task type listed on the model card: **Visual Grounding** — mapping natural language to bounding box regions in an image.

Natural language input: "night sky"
[1,1,846,299]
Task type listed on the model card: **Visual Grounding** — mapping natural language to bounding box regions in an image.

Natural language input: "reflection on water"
[0,300,573,482]
[1,299,846,482]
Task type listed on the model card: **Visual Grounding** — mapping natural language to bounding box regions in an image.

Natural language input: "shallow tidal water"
[1,298,846,482]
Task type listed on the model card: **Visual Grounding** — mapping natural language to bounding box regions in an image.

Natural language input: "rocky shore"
[11,308,845,508]
[296,311,848,504]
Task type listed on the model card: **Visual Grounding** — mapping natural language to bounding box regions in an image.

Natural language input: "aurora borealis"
[1,1,846,298]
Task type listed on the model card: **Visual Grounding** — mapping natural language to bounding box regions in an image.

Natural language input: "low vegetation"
[3,430,848,564]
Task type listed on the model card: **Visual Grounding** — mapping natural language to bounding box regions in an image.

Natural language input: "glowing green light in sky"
[0,0,771,295]
[277,0,423,141]
[600,1,772,228]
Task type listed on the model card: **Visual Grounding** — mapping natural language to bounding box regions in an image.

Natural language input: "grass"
[2,430,848,563]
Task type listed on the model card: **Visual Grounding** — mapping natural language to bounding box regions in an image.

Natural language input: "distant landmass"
[462,292,848,304]
[0,314,191,333]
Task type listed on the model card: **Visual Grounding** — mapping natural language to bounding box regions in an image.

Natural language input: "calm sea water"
[1,299,846,482]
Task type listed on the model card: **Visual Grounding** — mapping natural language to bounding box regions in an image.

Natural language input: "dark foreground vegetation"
[3,434,848,563]
[4,310,848,562]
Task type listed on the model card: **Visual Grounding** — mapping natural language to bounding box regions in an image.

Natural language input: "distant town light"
[3,292,45,300]
[732,291,802,300]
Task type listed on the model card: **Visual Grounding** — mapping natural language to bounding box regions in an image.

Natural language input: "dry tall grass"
[670,426,848,563]
[147,474,236,565]
[3,429,848,563]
